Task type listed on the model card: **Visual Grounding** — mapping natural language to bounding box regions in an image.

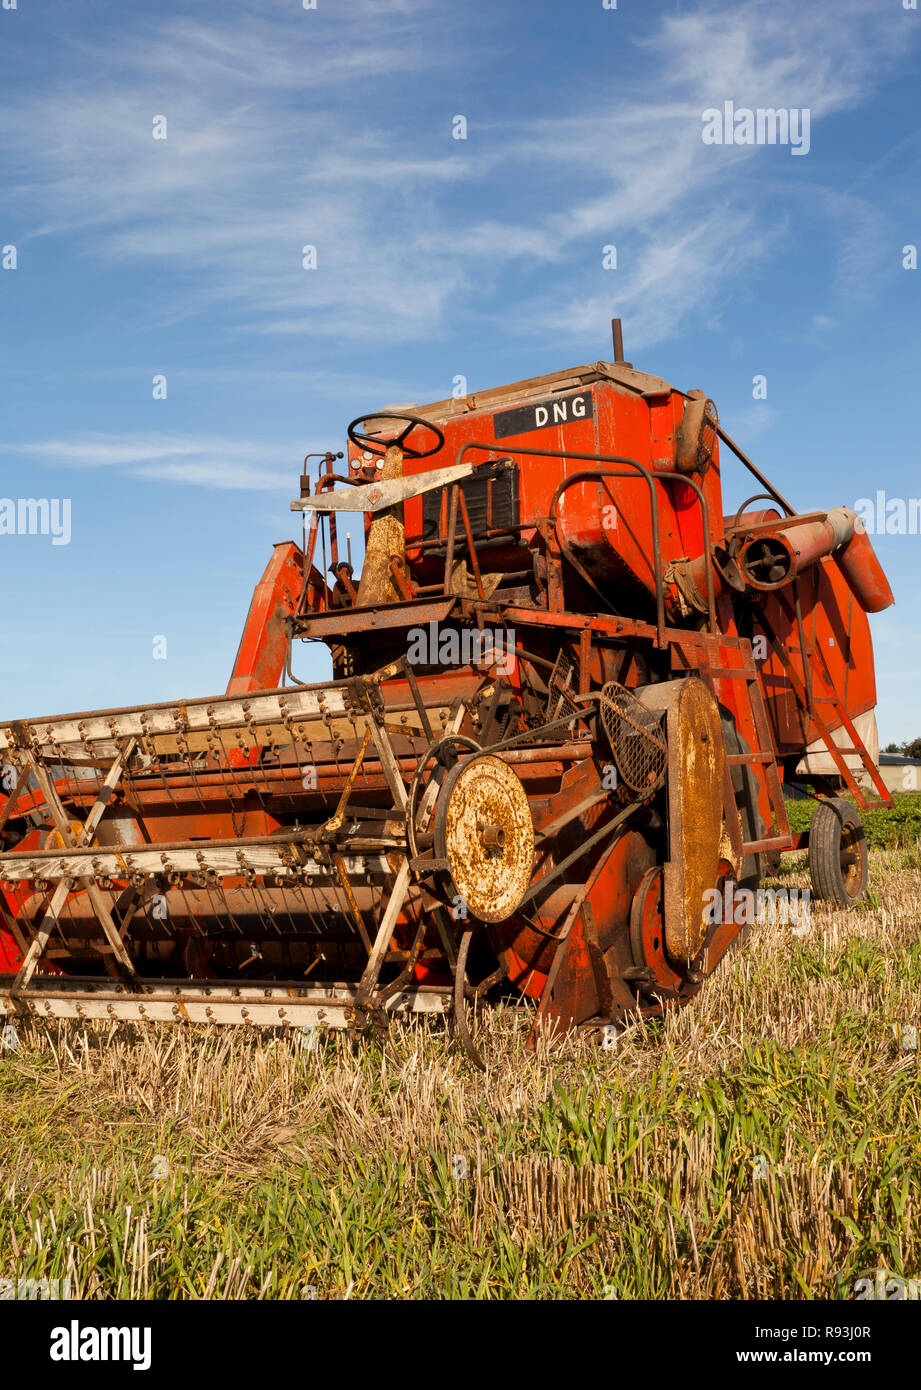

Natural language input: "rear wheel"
[808,797,868,907]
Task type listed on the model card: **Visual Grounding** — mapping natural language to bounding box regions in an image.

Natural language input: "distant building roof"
[880,753,921,765]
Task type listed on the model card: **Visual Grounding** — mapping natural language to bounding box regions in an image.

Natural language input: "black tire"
[808,798,868,907]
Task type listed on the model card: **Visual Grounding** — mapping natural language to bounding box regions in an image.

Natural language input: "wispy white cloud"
[4,6,473,340]
[719,403,777,443]
[534,209,788,351]
[486,0,913,344]
[2,435,300,490]
[1,0,915,351]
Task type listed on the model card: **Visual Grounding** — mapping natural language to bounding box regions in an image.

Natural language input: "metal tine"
[205,708,246,816]
[272,877,303,940]
[269,847,310,939]
[150,741,181,814]
[292,876,328,941]
[277,701,307,813]
[298,733,318,810]
[289,875,317,938]
[243,868,286,938]
[239,702,262,769]
[319,698,348,794]
[169,880,205,944]
[174,722,208,812]
[202,876,246,937]
[123,879,172,942]
[187,865,229,936]
[115,749,146,827]
[209,724,247,838]
[228,878,271,939]
[310,880,338,946]
[182,879,213,943]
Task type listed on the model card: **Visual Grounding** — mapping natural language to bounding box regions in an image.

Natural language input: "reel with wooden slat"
[0,672,470,1029]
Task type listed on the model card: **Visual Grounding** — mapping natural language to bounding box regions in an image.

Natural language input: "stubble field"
[1,841,919,1301]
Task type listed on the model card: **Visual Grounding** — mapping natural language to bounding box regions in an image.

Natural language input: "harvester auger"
[0,323,895,1065]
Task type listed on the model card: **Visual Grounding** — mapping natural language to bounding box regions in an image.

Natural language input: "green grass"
[785,791,921,852]
[2,848,920,1300]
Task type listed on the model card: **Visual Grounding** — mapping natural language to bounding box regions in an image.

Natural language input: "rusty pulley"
[432,754,534,923]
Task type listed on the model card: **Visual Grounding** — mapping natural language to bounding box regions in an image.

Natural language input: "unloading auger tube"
[0,323,896,1065]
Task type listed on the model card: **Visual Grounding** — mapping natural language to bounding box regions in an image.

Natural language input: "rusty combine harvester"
[0,324,895,1063]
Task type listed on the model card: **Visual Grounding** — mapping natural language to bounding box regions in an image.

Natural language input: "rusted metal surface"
[227,543,305,694]
[433,754,534,923]
[0,322,896,1052]
[836,522,895,613]
[636,679,725,961]
[629,866,684,996]
[291,461,476,513]
[453,927,485,1069]
[675,390,708,475]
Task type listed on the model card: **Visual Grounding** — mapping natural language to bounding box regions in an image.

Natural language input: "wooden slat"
[0,979,450,1027]
[356,857,411,998]
[0,688,355,755]
[0,845,391,883]
[0,701,447,762]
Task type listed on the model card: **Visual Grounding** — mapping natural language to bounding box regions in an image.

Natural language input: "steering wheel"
[347,412,445,460]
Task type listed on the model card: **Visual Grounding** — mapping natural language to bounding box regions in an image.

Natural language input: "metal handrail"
[300,472,362,615]
[451,441,718,645]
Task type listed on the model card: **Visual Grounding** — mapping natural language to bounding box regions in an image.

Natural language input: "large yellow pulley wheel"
[432,754,534,923]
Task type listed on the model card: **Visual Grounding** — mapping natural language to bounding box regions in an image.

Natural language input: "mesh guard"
[600,682,668,793]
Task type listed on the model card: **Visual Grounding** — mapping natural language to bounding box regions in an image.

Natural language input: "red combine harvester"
[0,324,894,1063]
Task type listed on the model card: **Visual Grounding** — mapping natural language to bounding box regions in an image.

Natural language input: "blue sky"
[0,0,919,741]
